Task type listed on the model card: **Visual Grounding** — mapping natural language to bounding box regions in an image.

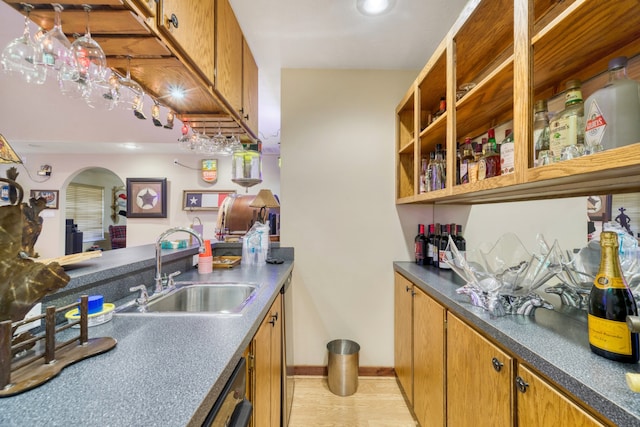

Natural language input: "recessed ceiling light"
[356,0,396,16]
[121,143,140,150]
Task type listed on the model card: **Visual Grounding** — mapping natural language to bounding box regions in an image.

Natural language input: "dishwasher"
[202,357,252,427]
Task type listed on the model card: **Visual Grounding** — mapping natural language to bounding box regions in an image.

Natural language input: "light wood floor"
[288,376,417,427]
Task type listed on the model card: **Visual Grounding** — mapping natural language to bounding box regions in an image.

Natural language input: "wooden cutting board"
[37,251,102,266]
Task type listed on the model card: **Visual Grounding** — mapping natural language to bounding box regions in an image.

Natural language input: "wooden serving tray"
[38,251,102,266]
[212,256,241,268]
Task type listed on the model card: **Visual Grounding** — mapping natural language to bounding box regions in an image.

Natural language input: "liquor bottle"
[433,96,446,121]
[459,137,474,184]
[550,79,584,162]
[419,157,428,193]
[429,144,446,191]
[438,224,452,269]
[500,129,514,175]
[426,223,436,265]
[584,56,640,154]
[468,141,482,183]
[478,130,500,180]
[414,224,428,265]
[587,231,639,363]
[533,99,551,166]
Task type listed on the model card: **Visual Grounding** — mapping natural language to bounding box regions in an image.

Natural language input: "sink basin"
[117,282,259,316]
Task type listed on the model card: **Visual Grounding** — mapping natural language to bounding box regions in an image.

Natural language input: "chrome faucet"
[155,226,206,294]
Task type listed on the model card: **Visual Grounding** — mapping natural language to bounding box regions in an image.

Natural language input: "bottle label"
[585,99,607,148]
[477,159,487,180]
[500,142,515,175]
[550,115,578,161]
[565,89,583,104]
[588,314,633,355]
[593,274,627,290]
[439,249,452,269]
[415,242,424,263]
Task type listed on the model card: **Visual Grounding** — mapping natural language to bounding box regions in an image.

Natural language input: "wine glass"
[116,56,145,110]
[38,4,79,84]
[0,4,46,84]
[71,5,107,87]
[85,68,118,110]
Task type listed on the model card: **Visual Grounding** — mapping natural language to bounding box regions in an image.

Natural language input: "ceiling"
[0,0,469,155]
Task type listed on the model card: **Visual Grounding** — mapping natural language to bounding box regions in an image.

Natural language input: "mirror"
[65,167,125,253]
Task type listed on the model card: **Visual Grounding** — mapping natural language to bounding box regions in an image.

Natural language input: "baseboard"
[293,366,396,377]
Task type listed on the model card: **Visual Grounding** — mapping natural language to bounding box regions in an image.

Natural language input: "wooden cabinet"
[516,364,605,427]
[447,313,513,427]
[394,272,414,404]
[216,0,243,113]
[242,37,259,135]
[394,272,446,427]
[413,282,446,427]
[157,0,216,85]
[249,293,282,427]
[394,273,609,426]
[396,0,640,205]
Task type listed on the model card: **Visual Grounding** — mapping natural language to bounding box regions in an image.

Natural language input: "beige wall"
[280,68,588,368]
[0,153,280,259]
[281,69,424,367]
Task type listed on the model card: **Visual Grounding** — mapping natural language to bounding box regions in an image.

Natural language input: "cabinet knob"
[491,357,504,372]
[243,114,249,121]
[405,285,411,293]
[167,13,179,29]
[269,312,278,326]
[516,376,529,393]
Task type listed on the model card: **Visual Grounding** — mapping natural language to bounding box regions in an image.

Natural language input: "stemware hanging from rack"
[38,3,80,90]
[0,3,46,84]
[116,56,144,111]
[71,5,107,86]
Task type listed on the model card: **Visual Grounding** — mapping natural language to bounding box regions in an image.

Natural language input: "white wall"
[281,68,589,369]
[0,153,280,259]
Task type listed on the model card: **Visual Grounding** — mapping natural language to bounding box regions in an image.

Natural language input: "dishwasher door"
[281,273,294,426]
[203,357,252,427]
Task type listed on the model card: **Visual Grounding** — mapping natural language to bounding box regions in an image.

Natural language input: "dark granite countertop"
[394,262,640,426]
[0,244,293,427]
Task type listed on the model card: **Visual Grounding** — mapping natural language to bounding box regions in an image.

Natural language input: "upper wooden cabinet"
[2,0,258,142]
[396,0,640,205]
[216,0,243,113]
[157,0,216,86]
[242,37,259,135]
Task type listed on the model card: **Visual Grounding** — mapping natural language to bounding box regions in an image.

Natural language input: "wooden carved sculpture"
[0,168,69,324]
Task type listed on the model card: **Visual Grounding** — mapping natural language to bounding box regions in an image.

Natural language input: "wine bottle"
[587,231,639,363]
[414,224,428,265]
[438,224,452,270]
[426,224,436,265]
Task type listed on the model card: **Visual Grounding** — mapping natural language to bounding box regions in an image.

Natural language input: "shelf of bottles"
[395,0,640,205]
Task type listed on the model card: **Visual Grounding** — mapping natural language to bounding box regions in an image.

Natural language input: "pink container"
[198,255,213,274]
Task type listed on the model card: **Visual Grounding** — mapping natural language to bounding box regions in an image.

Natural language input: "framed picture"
[126,178,167,218]
[183,190,235,211]
[30,190,59,209]
[587,195,612,222]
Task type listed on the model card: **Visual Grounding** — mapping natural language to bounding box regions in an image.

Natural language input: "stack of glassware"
[444,233,561,316]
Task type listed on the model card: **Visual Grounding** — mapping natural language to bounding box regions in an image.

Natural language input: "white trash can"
[327,339,360,396]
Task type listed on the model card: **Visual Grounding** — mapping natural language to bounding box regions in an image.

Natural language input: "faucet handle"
[130,285,149,305]
[167,270,181,289]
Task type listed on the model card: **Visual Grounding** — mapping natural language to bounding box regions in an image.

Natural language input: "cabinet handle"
[491,357,504,372]
[405,286,411,293]
[243,114,249,121]
[269,312,278,326]
[166,13,179,29]
[516,376,529,393]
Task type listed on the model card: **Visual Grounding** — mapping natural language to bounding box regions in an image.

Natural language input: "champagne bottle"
[414,224,428,265]
[587,231,639,363]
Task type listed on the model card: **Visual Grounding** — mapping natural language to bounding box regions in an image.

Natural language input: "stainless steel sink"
[116,282,259,316]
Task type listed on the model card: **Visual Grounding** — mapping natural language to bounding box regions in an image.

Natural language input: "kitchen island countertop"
[0,257,293,427]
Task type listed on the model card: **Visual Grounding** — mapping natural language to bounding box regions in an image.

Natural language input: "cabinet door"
[516,365,605,427]
[216,0,243,112]
[242,37,259,134]
[269,294,283,427]
[394,272,414,404]
[413,287,446,427]
[157,0,216,83]
[447,313,513,427]
[252,307,273,427]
